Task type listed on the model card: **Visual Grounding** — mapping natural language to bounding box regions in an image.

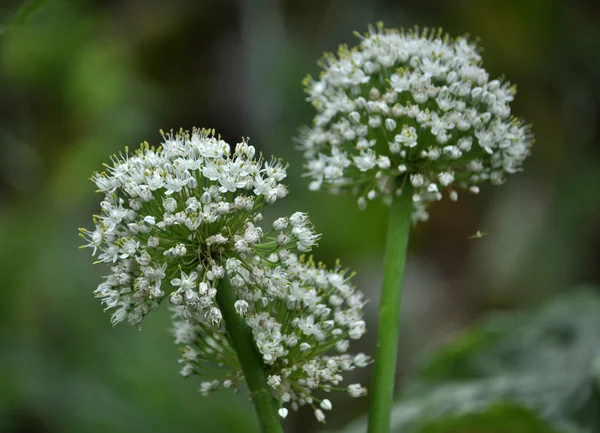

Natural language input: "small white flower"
[357,197,367,210]
[385,118,397,131]
[143,216,156,225]
[410,174,424,187]
[438,171,455,186]
[347,384,367,398]
[267,375,281,388]
[353,150,377,171]
[354,353,370,367]
[163,197,177,213]
[211,265,224,280]
[320,399,332,410]
[349,320,366,339]
[314,409,326,423]
[273,217,288,230]
[277,233,289,246]
[289,212,308,227]
[300,342,311,352]
[234,300,249,316]
[180,364,194,377]
[377,156,391,169]
[171,270,198,291]
[208,307,222,326]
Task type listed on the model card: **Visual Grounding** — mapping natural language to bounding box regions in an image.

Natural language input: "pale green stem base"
[367,188,412,433]
[216,278,283,433]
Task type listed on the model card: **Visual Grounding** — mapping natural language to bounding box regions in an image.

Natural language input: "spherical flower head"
[298,23,534,221]
[183,256,370,422]
[80,128,369,421]
[80,128,293,328]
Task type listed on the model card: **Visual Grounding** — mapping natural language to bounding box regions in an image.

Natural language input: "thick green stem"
[367,187,412,433]
[216,278,283,433]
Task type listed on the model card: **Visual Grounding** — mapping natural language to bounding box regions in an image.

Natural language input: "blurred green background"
[1,0,599,432]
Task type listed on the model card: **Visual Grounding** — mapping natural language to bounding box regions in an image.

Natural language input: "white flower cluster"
[176,256,369,422]
[80,128,368,422]
[299,23,533,221]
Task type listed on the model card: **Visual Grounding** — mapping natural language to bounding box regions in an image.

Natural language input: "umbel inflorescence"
[80,128,368,422]
[299,23,533,221]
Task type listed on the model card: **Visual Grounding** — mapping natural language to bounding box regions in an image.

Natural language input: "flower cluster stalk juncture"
[215,277,282,433]
[80,128,370,431]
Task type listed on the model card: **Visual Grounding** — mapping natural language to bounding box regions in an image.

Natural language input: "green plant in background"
[298,23,533,433]
[79,128,370,432]
[0,0,46,36]
[343,288,600,433]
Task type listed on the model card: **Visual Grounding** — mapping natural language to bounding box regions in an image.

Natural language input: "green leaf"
[416,403,558,433]
[342,287,600,433]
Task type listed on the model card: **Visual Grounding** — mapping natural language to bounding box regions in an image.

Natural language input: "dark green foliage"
[416,403,557,433]
[344,288,600,433]
[1,0,47,35]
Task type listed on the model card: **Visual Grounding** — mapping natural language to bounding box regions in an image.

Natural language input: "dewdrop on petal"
[80,128,369,422]
[299,23,533,221]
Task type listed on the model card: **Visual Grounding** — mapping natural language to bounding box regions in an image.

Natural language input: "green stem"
[367,186,412,433]
[216,278,283,433]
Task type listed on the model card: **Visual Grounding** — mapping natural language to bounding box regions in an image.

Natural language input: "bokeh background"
[1,0,599,432]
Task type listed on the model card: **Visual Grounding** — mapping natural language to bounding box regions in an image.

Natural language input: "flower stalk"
[368,184,412,433]
[216,277,283,433]
[298,22,534,433]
